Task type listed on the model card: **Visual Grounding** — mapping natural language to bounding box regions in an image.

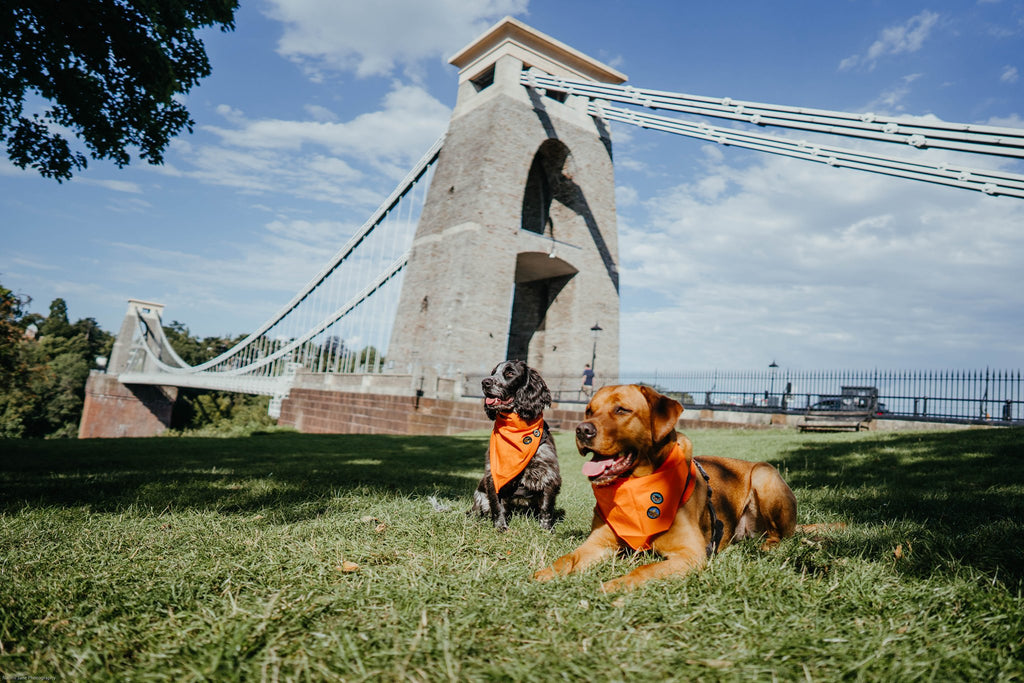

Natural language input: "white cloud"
[10,255,61,271]
[1001,65,1019,83]
[103,215,362,328]
[615,184,638,207]
[839,11,940,71]
[205,85,448,161]
[69,78,454,336]
[167,83,450,206]
[75,178,144,194]
[615,142,1024,371]
[838,55,859,72]
[987,113,1024,128]
[305,104,338,122]
[865,73,922,113]
[866,11,939,61]
[105,197,154,214]
[264,0,528,79]
[215,104,246,123]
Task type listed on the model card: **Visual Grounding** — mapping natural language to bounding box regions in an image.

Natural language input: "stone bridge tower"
[387,17,625,382]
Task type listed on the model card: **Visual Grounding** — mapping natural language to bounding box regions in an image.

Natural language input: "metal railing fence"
[464,369,1023,425]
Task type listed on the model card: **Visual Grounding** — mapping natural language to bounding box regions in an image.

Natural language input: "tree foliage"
[0,284,32,389]
[0,288,114,438]
[162,320,243,366]
[160,321,274,434]
[0,283,274,438]
[2,0,238,181]
[39,297,72,337]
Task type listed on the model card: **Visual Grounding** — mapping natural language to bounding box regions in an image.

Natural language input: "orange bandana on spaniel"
[489,412,545,492]
[592,441,698,551]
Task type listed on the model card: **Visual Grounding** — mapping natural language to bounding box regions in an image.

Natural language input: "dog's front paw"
[600,577,631,593]
[533,566,557,582]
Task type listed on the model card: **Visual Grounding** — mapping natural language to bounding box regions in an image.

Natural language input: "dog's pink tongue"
[485,397,498,406]
[582,458,614,478]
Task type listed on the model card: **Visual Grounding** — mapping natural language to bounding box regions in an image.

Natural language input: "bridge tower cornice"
[448,17,627,127]
[449,16,627,87]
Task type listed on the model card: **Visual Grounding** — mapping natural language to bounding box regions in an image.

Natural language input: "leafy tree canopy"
[0,281,114,438]
[39,297,72,337]
[2,0,238,181]
[162,320,243,366]
[0,284,31,387]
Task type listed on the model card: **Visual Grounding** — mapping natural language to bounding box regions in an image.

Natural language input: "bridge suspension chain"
[120,134,444,398]
[131,255,410,377]
[175,133,444,375]
[591,101,1024,198]
[522,70,1024,198]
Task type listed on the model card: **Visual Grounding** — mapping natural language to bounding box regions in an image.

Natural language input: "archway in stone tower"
[521,139,579,240]
[509,139,586,367]
[506,252,578,364]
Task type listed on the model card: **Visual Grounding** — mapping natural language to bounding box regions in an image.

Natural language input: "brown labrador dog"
[534,384,798,592]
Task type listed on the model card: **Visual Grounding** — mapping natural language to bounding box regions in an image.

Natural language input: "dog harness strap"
[489,412,545,493]
[592,442,697,551]
[694,460,724,558]
[681,456,698,505]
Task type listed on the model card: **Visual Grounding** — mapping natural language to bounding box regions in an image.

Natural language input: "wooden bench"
[799,410,873,432]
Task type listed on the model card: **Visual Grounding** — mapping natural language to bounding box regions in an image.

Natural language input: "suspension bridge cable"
[131,255,409,377]
[140,133,445,375]
[522,71,1024,159]
[591,101,1024,198]
[522,70,1024,198]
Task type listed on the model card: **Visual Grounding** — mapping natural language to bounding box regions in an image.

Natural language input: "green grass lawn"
[1,427,1022,681]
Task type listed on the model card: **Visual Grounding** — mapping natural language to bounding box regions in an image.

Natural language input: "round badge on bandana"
[523,435,533,445]
[650,492,664,504]
[646,506,660,519]
[533,429,541,437]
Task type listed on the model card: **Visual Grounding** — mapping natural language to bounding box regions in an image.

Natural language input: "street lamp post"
[590,322,603,371]
[768,360,778,407]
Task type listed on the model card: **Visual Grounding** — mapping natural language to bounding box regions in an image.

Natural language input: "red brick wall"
[278,389,586,435]
[78,373,177,438]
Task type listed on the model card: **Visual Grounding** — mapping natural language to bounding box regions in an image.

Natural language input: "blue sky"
[2,0,1022,373]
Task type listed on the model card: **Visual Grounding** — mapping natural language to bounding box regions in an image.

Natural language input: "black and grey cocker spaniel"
[470,360,561,531]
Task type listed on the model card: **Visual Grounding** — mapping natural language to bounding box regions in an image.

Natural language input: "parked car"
[810,397,847,411]
[810,387,881,413]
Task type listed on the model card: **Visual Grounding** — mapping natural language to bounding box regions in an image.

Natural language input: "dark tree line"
[0,285,113,437]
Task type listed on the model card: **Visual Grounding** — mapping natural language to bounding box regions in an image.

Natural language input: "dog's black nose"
[576,421,597,441]
[481,377,494,391]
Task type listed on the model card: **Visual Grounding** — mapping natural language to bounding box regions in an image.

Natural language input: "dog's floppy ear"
[638,385,683,444]
[515,366,551,421]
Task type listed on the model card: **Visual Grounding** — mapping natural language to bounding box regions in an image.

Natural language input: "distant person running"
[581,363,595,398]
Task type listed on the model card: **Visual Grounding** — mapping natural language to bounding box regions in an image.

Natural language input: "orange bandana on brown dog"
[592,442,697,551]
[489,412,544,492]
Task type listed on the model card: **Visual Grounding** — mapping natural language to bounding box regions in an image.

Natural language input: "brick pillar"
[78,372,177,438]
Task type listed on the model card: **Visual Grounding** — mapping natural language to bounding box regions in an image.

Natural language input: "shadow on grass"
[780,428,1024,586]
[5,429,1023,585]
[0,433,487,518]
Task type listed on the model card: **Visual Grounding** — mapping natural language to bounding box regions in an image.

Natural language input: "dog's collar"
[489,412,545,492]
[592,441,697,551]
